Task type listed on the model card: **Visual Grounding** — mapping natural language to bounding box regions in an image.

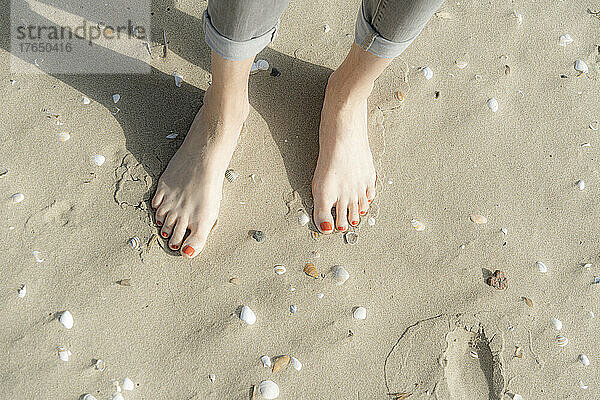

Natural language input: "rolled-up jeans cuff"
[203,10,278,61]
[354,3,414,59]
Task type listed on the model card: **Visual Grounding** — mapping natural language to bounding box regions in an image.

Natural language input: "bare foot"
[152,86,249,258]
[312,72,377,233]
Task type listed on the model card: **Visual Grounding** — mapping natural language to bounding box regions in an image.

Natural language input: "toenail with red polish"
[351,220,358,226]
[171,245,179,250]
[157,221,162,226]
[320,222,332,231]
[182,245,194,256]
[338,226,344,231]
[162,232,168,238]
[360,211,366,215]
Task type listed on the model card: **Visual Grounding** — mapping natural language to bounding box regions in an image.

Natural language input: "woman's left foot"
[312,73,377,233]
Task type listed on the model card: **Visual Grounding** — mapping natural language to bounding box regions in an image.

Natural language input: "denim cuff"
[354,2,415,59]
[203,10,279,61]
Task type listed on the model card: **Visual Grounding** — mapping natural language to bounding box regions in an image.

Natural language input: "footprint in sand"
[384,314,505,399]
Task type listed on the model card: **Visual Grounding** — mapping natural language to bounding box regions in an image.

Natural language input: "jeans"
[204,0,445,61]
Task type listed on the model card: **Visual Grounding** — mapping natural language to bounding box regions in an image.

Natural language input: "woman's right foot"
[151,85,249,258]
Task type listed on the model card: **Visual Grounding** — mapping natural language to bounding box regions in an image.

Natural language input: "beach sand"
[2,0,600,398]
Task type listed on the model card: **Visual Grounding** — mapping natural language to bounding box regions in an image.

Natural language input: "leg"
[312,0,444,233]
[152,0,289,258]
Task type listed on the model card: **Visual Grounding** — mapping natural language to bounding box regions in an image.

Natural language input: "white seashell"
[128,236,140,250]
[344,231,359,245]
[18,285,26,298]
[590,121,599,131]
[290,305,297,314]
[209,374,216,382]
[110,394,124,400]
[82,96,91,105]
[317,293,324,299]
[112,94,120,103]
[59,311,74,329]
[422,67,433,80]
[333,265,350,285]
[57,346,71,362]
[166,133,178,139]
[290,356,302,371]
[536,261,548,273]
[574,60,588,74]
[470,214,488,224]
[579,354,590,366]
[297,213,310,226]
[261,355,272,368]
[469,350,479,359]
[323,24,330,33]
[353,306,367,320]
[240,306,256,325]
[57,132,70,142]
[556,335,569,347]
[32,250,44,262]
[589,311,595,319]
[501,228,508,235]
[94,359,105,371]
[552,318,563,330]
[583,263,592,269]
[513,10,522,25]
[558,34,574,47]
[93,154,106,166]
[273,265,286,275]
[259,380,279,399]
[581,143,591,147]
[487,97,499,112]
[579,380,588,389]
[11,193,24,203]
[455,60,468,69]
[512,395,523,400]
[411,219,425,231]
[122,378,134,391]
[174,72,183,87]
[83,395,97,400]
[256,59,269,71]
[576,180,585,190]
[367,217,376,226]
[224,169,239,182]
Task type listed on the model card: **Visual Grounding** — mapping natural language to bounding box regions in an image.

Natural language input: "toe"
[155,204,169,226]
[358,192,369,215]
[168,217,189,250]
[335,200,349,232]
[313,194,335,234]
[161,212,177,238]
[181,221,213,259]
[348,201,360,227]
[366,175,377,203]
[151,189,165,210]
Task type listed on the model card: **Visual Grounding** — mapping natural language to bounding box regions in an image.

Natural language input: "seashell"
[240,306,256,325]
[469,350,479,359]
[57,346,71,362]
[422,67,433,80]
[581,142,591,147]
[116,278,131,287]
[367,217,376,226]
[94,359,105,371]
[552,317,563,330]
[83,395,97,400]
[166,133,178,139]
[411,219,425,231]
[523,297,533,307]
[259,380,279,399]
[513,395,523,400]
[18,284,26,298]
[584,263,592,269]
[252,230,266,243]
[304,263,318,279]
[353,306,367,320]
[122,378,134,391]
[593,276,600,284]
[110,394,124,400]
[224,169,239,182]
[590,121,599,131]
[558,34,574,47]
[273,265,286,275]
[310,231,320,241]
[209,374,215,382]
[174,72,183,87]
[332,265,350,285]
[290,284,295,292]
[576,180,585,190]
[290,305,297,314]
[513,10,522,24]
[556,335,569,347]
[290,356,302,371]
[82,96,91,105]
[0,167,7,177]
[112,93,120,103]
[579,354,590,366]
[470,214,488,224]
[57,132,70,142]
[514,346,523,358]
[504,65,511,75]
[536,261,548,273]
[261,355,272,368]
[93,154,106,166]
[59,311,74,329]
[579,380,588,390]
[574,60,588,74]
[344,231,358,245]
[317,293,324,299]
[589,311,595,319]
[323,24,330,33]
[12,193,24,203]
[229,277,239,285]
[487,97,499,112]
[272,355,290,373]
[128,236,140,250]
[297,213,310,226]
[487,270,507,290]
[256,59,269,71]
[32,250,44,262]
[435,11,453,19]
[501,228,508,235]
[394,90,405,103]
[455,60,468,69]
[312,250,320,258]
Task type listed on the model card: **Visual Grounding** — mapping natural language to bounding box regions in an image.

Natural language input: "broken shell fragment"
[83,395,97,400]
[225,169,239,182]
[122,378,134,391]
[469,350,479,359]
[93,154,106,166]
[297,213,310,226]
[112,93,120,103]
[487,97,499,112]
[94,359,105,371]
[537,261,548,273]
[229,277,239,285]
[344,231,359,245]
[590,121,599,131]
[558,34,574,47]
[59,311,74,329]
[57,346,71,361]
[209,374,215,382]
[333,265,350,285]
[574,60,588,74]
[470,214,488,224]
[579,380,588,389]
[57,132,70,142]
[290,305,297,314]
[576,180,585,190]
[252,230,266,243]
[259,380,279,399]
[310,231,320,241]
[394,90,405,102]
[18,285,26,298]
[411,219,425,231]
[523,297,533,307]
[422,66,433,80]
[240,306,256,325]
[579,354,590,366]
[556,335,569,347]
[273,265,286,275]
[272,355,290,373]
[290,356,302,371]
[552,318,563,330]
[367,217,376,226]
[261,355,272,368]
[174,72,183,87]
[455,60,468,69]
[82,96,91,105]
[303,263,319,279]
[323,24,330,33]
[166,133,178,139]
[353,306,367,320]
[0,167,7,177]
[32,250,44,262]
[128,236,140,250]
[514,346,523,358]
[11,193,24,203]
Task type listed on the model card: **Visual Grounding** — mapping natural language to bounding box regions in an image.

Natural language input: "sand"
[2,0,600,398]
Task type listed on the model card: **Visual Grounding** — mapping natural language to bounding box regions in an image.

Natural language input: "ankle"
[203,84,250,122]
[325,70,373,107]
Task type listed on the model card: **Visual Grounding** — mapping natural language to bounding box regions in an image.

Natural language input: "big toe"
[313,197,335,234]
[180,220,217,259]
